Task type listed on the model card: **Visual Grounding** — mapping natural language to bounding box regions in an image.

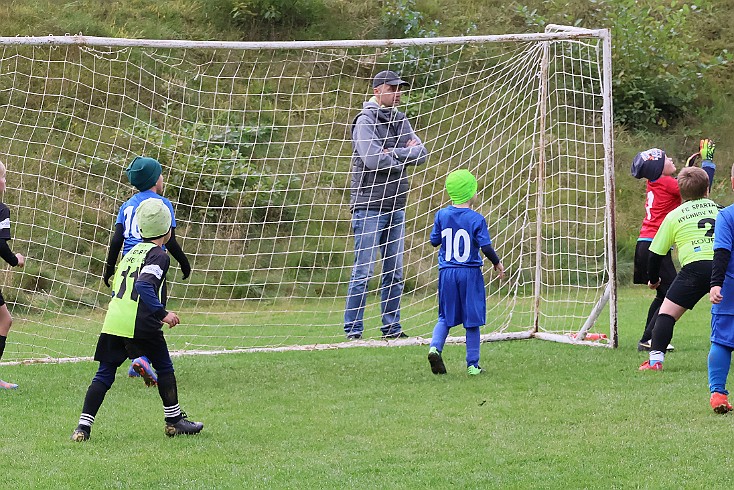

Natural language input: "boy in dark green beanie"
[103,156,191,385]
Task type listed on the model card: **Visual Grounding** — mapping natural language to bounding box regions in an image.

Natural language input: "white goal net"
[0,25,616,363]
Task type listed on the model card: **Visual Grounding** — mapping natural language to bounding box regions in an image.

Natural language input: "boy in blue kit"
[71,198,203,441]
[708,164,734,413]
[103,156,191,385]
[427,169,505,376]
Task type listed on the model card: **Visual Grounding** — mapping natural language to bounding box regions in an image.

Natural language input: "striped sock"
[164,403,182,423]
[78,413,95,430]
[650,350,665,366]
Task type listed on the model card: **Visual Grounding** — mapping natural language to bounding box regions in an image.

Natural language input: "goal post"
[0,26,616,363]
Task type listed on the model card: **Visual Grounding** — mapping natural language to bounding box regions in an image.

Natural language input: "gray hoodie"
[350,99,427,211]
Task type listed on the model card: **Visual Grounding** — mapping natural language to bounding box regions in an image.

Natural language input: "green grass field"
[1,286,732,488]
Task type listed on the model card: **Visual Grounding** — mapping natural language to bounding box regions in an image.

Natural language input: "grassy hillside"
[1,0,733,283]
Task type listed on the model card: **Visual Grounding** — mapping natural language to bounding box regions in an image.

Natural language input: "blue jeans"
[344,209,405,336]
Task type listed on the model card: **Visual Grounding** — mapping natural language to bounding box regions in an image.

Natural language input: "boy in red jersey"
[631,141,716,351]
[631,148,681,351]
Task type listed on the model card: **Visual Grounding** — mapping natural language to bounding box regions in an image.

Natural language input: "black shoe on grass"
[165,413,204,437]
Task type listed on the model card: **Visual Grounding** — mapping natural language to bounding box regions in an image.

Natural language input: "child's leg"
[144,335,186,422]
[465,326,481,368]
[708,341,733,395]
[75,362,118,434]
[429,316,450,351]
[0,304,16,389]
[146,337,204,436]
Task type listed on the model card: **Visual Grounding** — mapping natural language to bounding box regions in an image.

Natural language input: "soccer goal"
[0,25,616,363]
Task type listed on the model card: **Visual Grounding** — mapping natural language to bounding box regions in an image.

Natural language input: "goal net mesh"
[0,29,615,362]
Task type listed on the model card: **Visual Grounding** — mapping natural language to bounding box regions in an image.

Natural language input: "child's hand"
[15,253,25,268]
[700,139,715,161]
[648,279,661,289]
[494,262,505,279]
[406,139,418,147]
[711,286,723,304]
[162,311,180,328]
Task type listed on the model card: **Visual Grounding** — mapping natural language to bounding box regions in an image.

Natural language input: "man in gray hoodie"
[344,70,428,340]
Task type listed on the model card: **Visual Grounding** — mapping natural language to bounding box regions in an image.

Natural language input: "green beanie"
[136,198,172,239]
[126,156,162,191]
[445,169,477,205]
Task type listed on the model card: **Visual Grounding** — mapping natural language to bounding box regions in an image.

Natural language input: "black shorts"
[634,240,677,286]
[0,289,5,307]
[665,260,712,310]
[94,331,173,373]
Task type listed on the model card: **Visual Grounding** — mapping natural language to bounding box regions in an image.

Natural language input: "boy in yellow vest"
[71,198,203,441]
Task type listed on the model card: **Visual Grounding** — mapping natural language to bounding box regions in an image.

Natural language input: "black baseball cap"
[372,70,410,88]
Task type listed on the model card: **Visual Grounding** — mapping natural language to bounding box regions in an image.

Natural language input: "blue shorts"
[712,314,734,349]
[438,267,486,328]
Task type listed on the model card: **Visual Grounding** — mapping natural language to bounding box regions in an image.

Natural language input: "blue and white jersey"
[115,190,177,255]
[430,206,492,269]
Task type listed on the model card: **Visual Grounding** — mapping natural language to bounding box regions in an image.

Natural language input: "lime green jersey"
[649,198,718,267]
[102,242,157,338]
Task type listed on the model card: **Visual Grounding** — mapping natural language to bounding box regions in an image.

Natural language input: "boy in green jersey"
[71,198,203,441]
[640,167,719,371]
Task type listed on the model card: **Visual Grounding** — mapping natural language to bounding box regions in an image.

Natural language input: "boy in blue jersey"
[103,156,191,384]
[427,169,505,376]
[708,164,734,413]
[71,198,203,441]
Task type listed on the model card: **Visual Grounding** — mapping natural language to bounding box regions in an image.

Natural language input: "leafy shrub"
[516,0,731,129]
[231,0,325,27]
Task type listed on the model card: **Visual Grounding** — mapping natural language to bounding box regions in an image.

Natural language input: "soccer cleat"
[346,333,362,341]
[0,379,18,389]
[127,363,141,378]
[467,365,484,376]
[381,331,408,340]
[637,340,675,352]
[70,427,90,442]
[428,347,447,375]
[165,412,204,437]
[130,356,158,387]
[639,360,663,371]
[710,392,733,414]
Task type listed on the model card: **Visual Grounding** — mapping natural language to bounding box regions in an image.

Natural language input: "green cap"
[136,198,172,239]
[445,169,477,205]
[126,156,162,191]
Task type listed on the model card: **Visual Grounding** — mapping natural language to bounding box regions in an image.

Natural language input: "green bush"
[516,0,731,130]
[231,0,325,27]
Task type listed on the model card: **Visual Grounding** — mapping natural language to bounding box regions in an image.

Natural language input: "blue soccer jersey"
[115,191,177,255]
[713,204,734,316]
[430,206,492,269]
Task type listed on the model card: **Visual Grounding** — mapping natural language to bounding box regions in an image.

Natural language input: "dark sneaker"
[428,347,447,375]
[637,340,674,352]
[165,413,204,437]
[381,331,408,340]
[346,333,362,340]
[71,427,90,442]
[131,356,158,387]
